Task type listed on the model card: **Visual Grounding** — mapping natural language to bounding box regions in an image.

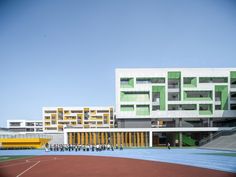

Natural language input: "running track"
[1,148,235,173]
[0,155,235,177]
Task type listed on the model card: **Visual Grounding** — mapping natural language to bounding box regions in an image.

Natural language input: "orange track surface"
[0,156,235,177]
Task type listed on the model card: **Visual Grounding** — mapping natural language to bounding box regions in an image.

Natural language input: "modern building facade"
[7,120,43,133]
[116,68,236,128]
[6,68,236,147]
[43,107,114,133]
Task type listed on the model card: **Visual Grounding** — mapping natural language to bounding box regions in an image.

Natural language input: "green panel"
[168,71,181,79]
[120,91,150,102]
[136,105,150,116]
[215,85,228,110]
[152,86,166,110]
[199,110,212,115]
[120,105,134,112]
[176,134,196,146]
[230,71,236,79]
[199,104,213,115]
[184,91,212,101]
[120,78,134,88]
[183,77,197,88]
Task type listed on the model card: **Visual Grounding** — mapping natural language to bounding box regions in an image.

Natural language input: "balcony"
[152,98,160,105]
[215,97,221,105]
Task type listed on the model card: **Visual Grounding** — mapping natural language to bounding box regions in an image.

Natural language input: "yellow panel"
[69,132,72,144]
[78,133,80,145]
[141,132,144,147]
[0,138,50,149]
[101,133,104,144]
[129,132,132,147]
[81,133,84,145]
[121,132,124,146]
[133,132,136,147]
[85,133,88,145]
[117,132,120,146]
[125,132,128,147]
[113,132,116,146]
[93,133,97,145]
[97,132,101,144]
[137,132,140,147]
[105,132,108,144]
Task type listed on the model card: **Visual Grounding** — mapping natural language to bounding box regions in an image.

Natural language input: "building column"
[179,132,182,148]
[149,131,153,147]
[208,118,213,127]
[179,118,182,127]
[208,118,213,141]
[64,132,68,144]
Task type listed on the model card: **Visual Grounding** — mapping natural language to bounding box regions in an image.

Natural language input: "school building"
[63,68,236,147]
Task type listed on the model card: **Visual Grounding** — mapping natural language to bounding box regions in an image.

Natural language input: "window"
[44,110,56,113]
[183,77,197,87]
[184,91,212,100]
[152,105,160,111]
[230,104,236,110]
[120,78,134,88]
[120,91,150,102]
[215,105,221,110]
[199,77,228,83]
[26,122,34,126]
[120,105,134,112]
[136,77,165,84]
[10,122,21,126]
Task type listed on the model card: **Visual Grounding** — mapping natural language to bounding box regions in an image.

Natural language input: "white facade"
[7,120,43,133]
[116,68,236,119]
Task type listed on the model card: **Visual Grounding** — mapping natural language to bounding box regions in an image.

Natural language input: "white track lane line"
[16,161,40,177]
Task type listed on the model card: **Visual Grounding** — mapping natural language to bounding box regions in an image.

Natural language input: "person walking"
[167,142,171,150]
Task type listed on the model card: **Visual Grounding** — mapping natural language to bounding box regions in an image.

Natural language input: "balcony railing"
[168,85,179,89]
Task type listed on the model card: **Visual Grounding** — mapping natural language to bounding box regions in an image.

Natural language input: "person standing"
[167,142,171,150]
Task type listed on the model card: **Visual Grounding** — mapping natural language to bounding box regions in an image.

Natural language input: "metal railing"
[199,127,236,146]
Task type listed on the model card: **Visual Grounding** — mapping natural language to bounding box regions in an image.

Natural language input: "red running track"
[0,156,235,177]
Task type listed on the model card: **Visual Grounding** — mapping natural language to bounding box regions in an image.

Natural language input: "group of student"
[45,143,123,152]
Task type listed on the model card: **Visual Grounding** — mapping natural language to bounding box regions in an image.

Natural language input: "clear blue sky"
[0,0,236,127]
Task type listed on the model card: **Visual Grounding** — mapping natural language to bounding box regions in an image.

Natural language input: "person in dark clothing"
[167,142,171,150]
[120,144,123,150]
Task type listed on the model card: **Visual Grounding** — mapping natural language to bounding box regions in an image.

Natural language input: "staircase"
[200,127,236,151]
